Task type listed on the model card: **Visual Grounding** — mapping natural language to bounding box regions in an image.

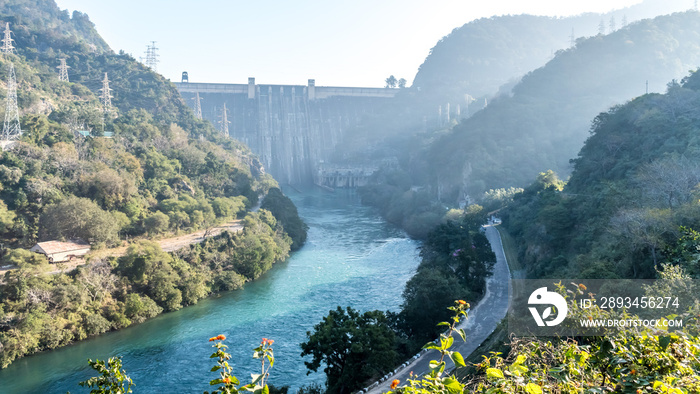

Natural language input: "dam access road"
[365,224,512,394]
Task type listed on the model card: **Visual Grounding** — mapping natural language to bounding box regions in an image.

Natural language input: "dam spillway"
[175,78,398,185]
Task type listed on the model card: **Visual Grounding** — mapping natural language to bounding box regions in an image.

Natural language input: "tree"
[398,78,407,88]
[399,269,467,342]
[39,196,119,245]
[261,188,308,251]
[143,211,169,235]
[300,307,398,394]
[635,155,700,209]
[385,75,398,88]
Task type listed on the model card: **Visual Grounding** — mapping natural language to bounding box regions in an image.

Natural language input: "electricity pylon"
[143,41,159,71]
[99,72,112,132]
[1,23,14,55]
[57,58,70,82]
[2,63,21,140]
[193,91,202,120]
[219,102,230,136]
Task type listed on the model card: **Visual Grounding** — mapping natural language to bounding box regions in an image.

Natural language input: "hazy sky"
[54,0,646,87]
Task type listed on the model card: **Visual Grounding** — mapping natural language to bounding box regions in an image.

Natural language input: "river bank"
[0,188,420,393]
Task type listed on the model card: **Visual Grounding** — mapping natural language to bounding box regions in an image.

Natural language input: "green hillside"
[0,0,306,369]
[503,67,700,279]
[413,0,692,104]
[426,11,700,201]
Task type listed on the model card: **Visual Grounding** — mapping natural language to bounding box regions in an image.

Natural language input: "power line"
[57,58,70,82]
[1,22,14,55]
[2,63,21,140]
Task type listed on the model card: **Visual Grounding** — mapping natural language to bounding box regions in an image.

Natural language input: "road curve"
[364,224,512,394]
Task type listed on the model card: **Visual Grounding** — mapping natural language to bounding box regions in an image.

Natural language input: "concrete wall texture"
[175,79,399,185]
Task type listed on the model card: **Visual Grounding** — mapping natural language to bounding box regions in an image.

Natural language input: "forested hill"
[336,1,692,165]
[412,0,690,105]
[0,0,309,369]
[0,0,289,248]
[0,0,109,54]
[503,68,700,280]
[425,11,700,201]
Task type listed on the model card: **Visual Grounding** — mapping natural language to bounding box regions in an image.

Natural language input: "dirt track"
[0,220,245,275]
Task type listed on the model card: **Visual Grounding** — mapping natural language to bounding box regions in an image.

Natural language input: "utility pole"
[57,58,70,82]
[1,22,15,54]
[219,102,230,136]
[143,41,159,71]
[99,72,113,133]
[193,91,202,120]
[2,63,21,140]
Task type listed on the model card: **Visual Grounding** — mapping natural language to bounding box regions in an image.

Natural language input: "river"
[0,188,420,394]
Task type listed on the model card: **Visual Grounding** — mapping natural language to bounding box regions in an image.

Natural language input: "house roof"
[30,240,90,255]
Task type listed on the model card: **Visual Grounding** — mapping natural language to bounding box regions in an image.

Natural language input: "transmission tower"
[99,72,113,132]
[1,22,15,55]
[143,41,159,71]
[570,28,575,47]
[193,91,202,120]
[219,102,230,136]
[57,58,70,82]
[2,63,21,140]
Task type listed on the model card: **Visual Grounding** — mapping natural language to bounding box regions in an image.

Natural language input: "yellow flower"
[208,337,217,342]
[223,377,231,384]
[457,300,467,305]
[216,334,226,341]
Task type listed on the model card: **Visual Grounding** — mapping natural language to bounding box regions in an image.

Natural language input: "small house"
[29,240,91,263]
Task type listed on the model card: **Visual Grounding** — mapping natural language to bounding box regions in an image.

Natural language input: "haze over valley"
[0,0,700,393]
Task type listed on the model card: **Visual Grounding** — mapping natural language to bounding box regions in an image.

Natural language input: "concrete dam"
[174,78,398,186]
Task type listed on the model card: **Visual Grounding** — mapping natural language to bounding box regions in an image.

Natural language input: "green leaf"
[659,336,672,351]
[451,351,466,368]
[509,363,528,377]
[525,383,543,394]
[262,384,270,394]
[486,368,504,380]
[422,342,441,350]
[211,365,221,372]
[457,328,466,343]
[444,336,454,349]
[429,360,446,375]
[210,378,223,385]
[251,374,262,384]
[437,322,450,327]
[653,381,664,389]
[443,377,463,394]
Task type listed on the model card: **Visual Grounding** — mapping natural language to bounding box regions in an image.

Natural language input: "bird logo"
[528,287,568,327]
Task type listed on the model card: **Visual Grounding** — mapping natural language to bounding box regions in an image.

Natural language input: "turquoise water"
[0,189,420,393]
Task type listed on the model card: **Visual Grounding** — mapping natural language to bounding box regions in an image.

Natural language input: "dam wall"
[175,78,398,185]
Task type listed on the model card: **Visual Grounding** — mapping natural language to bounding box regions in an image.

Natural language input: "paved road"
[364,224,512,393]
